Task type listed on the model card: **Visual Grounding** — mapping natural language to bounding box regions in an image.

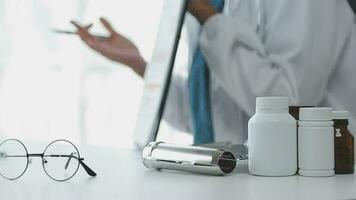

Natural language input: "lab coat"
[163,0,356,144]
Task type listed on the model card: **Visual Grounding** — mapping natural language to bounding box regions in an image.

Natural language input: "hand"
[187,0,218,24]
[71,18,146,77]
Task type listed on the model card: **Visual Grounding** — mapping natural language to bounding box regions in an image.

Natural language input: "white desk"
[1,145,356,200]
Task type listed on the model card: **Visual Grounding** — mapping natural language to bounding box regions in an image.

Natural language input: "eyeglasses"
[0,139,97,181]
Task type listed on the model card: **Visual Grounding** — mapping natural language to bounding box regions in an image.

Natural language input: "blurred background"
[0,0,192,148]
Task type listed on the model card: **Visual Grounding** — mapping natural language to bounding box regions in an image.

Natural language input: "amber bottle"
[333,111,354,174]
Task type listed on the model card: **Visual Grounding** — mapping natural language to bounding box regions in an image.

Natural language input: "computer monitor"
[133,0,188,147]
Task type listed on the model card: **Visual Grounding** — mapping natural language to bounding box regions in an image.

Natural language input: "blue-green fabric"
[188,0,224,145]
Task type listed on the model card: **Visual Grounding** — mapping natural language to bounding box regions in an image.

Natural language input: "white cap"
[332,111,349,119]
[256,97,289,111]
[299,107,332,121]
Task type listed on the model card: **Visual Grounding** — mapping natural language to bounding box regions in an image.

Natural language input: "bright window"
[0,0,165,148]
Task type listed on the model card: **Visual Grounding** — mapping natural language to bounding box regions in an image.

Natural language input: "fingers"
[70,21,92,32]
[70,19,116,54]
[70,20,81,29]
[71,20,96,45]
[100,17,117,35]
[70,20,91,37]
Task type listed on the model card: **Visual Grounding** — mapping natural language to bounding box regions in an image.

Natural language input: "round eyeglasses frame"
[0,139,97,182]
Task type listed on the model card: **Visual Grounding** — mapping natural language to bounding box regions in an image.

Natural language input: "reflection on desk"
[1,145,356,200]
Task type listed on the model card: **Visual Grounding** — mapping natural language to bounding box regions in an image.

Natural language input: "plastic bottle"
[248,97,297,176]
[298,107,335,177]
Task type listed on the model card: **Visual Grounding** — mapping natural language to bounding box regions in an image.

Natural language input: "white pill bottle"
[298,107,335,177]
[248,97,297,176]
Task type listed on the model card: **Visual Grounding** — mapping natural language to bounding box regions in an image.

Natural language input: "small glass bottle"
[333,111,354,174]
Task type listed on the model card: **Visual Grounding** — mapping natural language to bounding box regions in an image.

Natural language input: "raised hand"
[71,17,146,77]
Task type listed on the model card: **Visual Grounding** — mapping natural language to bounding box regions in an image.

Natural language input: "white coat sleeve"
[199,0,338,116]
[162,74,192,133]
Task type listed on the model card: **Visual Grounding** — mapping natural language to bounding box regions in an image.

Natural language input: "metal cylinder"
[142,142,237,176]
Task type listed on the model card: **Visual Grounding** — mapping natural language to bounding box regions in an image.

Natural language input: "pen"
[52,29,109,40]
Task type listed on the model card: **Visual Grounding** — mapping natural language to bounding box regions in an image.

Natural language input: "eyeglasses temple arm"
[45,154,97,177]
[64,153,74,170]
[79,158,97,177]
[1,152,97,177]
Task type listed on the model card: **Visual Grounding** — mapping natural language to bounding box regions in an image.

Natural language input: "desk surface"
[1,145,356,200]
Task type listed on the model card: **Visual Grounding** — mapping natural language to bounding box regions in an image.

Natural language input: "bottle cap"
[332,111,349,119]
[299,107,332,121]
[256,97,289,111]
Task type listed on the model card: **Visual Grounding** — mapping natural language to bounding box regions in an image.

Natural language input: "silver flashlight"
[142,142,237,176]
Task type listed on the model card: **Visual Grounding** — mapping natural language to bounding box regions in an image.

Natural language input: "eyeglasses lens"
[43,140,80,181]
[0,139,28,180]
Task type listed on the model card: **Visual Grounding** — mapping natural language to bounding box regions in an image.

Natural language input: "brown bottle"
[333,111,354,174]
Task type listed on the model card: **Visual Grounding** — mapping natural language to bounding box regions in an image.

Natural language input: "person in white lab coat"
[73,0,356,145]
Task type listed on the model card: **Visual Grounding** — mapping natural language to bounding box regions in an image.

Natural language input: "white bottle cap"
[256,97,289,111]
[332,110,349,119]
[299,107,332,121]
